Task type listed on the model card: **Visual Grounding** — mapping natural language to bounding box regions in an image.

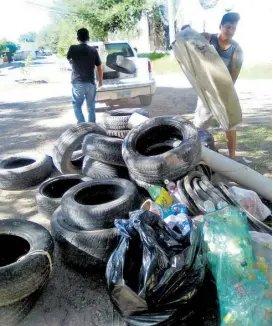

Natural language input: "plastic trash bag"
[198,128,216,151]
[202,206,272,326]
[250,231,272,293]
[106,210,208,326]
[229,186,271,221]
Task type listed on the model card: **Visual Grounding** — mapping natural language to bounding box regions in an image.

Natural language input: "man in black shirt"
[67,28,103,123]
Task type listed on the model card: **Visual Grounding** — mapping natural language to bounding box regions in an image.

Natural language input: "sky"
[0,0,53,41]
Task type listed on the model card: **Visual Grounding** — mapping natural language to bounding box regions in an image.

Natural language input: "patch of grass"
[212,126,272,174]
[151,55,181,74]
[237,126,272,147]
[147,52,272,79]
[240,62,272,79]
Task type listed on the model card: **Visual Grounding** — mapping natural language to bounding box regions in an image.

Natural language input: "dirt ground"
[0,57,272,325]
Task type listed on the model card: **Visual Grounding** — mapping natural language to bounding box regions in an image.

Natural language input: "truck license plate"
[117,91,131,98]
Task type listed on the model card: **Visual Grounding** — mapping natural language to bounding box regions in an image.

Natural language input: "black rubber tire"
[0,288,43,326]
[101,108,148,130]
[82,156,128,179]
[139,95,152,106]
[82,134,125,167]
[51,207,118,267]
[123,116,201,184]
[36,174,84,219]
[52,123,106,174]
[128,170,151,189]
[70,149,84,168]
[105,129,130,139]
[0,219,54,308]
[0,153,52,190]
[61,179,138,230]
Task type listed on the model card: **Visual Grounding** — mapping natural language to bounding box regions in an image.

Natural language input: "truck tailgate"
[97,78,154,92]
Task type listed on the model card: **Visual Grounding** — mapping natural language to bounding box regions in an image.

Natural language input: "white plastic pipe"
[201,146,272,201]
[127,113,272,201]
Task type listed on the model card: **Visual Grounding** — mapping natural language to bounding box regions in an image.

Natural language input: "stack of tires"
[51,178,139,271]
[80,109,149,181]
[98,108,149,139]
[36,123,108,220]
[47,117,143,271]
[82,133,128,179]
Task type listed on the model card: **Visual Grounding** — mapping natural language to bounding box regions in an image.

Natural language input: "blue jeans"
[72,82,96,123]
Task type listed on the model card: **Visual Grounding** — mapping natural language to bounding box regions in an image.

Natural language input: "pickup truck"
[93,41,156,106]
[61,41,156,106]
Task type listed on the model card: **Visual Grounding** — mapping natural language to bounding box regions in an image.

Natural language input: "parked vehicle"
[94,41,156,106]
[59,41,156,106]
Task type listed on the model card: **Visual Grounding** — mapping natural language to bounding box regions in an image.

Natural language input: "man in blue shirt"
[187,13,243,159]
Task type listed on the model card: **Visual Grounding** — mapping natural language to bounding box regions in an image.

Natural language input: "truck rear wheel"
[139,95,152,106]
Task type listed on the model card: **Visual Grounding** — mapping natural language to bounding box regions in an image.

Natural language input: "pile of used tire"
[97,107,149,139]
[0,109,219,325]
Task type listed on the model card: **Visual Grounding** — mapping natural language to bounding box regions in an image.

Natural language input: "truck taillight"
[148,61,152,73]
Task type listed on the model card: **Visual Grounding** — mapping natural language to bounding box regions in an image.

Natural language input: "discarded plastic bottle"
[164,179,183,203]
[148,185,173,209]
[141,199,164,218]
[204,200,216,213]
[170,203,188,215]
[164,213,192,236]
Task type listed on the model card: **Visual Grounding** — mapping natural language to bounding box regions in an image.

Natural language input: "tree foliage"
[18,32,37,43]
[0,39,20,55]
[36,0,148,55]
[63,0,146,39]
[36,24,60,52]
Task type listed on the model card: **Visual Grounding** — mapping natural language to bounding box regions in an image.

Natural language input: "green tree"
[57,16,93,56]
[63,0,147,40]
[37,0,149,56]
[18,32,37,43]
[0,39,20,55]
[36,24,60,53]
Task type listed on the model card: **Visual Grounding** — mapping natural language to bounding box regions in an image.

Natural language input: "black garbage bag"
[106,210,208,326]
[106,53,136,75]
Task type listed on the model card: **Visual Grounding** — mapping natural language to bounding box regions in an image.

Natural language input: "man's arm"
[97,65,103,88]
[230,45,243,84]
[67,46,73,63]
[95,49,103,87]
